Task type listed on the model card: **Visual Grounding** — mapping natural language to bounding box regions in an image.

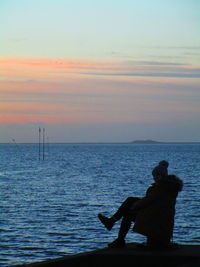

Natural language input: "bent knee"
[126,197,140,203]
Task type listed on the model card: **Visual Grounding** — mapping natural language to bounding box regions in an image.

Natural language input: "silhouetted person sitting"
[98,174,183,248]
[98,160,169,245]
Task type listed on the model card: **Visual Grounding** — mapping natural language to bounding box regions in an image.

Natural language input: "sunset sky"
[0,0,200,142]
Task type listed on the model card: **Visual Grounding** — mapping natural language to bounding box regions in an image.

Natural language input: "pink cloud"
[0,57,199,125]
[0,57,118,80]
[0,115,76,124]
[1,57,199,80]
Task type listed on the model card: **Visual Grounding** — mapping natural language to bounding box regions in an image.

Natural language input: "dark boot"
[108,238,126,248]
[98,214,115,231]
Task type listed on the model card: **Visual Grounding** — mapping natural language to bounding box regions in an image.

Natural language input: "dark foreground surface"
[13,243,200,267]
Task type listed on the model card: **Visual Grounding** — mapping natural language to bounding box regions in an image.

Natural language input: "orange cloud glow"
[0,57,119,82]
[0,115,76,124]
[1,57,199,125]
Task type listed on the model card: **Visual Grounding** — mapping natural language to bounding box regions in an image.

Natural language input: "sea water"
[0,143,200,266]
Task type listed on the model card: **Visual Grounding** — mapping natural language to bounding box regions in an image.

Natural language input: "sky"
[0,0,200,143]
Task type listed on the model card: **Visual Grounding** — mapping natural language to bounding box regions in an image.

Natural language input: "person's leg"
[108,213,133,248]
[98,197,140,231]
[118,215,133,240]
[113,197,140,221]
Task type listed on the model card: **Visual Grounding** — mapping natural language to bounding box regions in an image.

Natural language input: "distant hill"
[131,140,200,144]
[131,139,163,144]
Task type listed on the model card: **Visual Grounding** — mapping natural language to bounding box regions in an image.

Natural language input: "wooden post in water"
[46,136,49,153]
[39,127,41,161]
[43,128,45,160]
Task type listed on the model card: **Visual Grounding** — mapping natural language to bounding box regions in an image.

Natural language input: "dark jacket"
[132,176,183,241]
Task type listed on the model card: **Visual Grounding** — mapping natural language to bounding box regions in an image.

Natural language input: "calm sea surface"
[0,143,200,266]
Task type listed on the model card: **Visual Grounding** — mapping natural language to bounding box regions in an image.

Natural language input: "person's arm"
[130,186,163,211]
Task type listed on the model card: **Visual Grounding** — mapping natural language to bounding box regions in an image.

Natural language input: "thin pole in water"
[43,128,45,160]
[39,127,41,161]
[46,136,49,153]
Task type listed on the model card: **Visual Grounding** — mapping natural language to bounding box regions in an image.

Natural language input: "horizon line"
[1,141,200,145]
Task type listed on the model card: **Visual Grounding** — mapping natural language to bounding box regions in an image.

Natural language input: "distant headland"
[131,139,162,144]
[131,139,200,144]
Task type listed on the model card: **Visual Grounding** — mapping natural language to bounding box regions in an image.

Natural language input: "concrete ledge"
[13,243,200,267]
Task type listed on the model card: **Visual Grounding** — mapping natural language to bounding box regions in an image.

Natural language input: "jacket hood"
[157,175,183,192]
